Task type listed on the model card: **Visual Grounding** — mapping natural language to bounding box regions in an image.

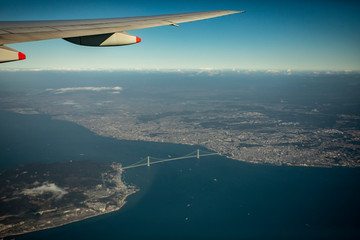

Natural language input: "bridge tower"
[147,156,150,167]
[197,149,200,159]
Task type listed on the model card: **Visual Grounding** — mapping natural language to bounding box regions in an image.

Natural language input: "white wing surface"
[0,10,244,63]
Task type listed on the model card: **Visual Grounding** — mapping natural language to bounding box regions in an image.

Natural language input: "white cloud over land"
[46,86,122,94]
[21,182,68,200]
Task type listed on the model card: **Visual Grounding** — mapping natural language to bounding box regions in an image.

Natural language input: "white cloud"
[195,68,222,76]
[62,100,77,105]
[266,69,281,74]
[21,182,68,200]
[46,86,123,94]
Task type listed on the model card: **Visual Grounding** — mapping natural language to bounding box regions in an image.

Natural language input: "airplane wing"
[0,10,244,63]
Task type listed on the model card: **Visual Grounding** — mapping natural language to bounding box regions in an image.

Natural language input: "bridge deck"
[122,151,218,170]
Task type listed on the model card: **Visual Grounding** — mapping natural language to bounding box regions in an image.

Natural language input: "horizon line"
[0,68,358,74]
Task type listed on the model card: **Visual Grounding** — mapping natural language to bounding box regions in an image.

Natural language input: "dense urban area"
[1,71,359,168]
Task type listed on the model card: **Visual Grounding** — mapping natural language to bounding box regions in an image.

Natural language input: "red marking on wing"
[18,52,26,60]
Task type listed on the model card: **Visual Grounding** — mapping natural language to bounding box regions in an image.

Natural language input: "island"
[0,160,137,238]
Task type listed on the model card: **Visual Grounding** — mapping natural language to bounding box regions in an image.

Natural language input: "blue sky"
[0,0,359,71]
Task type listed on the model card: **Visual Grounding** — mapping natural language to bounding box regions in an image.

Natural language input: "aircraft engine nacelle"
[0,45,26,63]
[64,32,141,47]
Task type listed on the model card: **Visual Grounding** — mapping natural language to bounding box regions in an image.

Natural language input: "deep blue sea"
[1,111,360,240]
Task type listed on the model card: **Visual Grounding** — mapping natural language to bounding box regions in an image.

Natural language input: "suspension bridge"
[121,149,218,170]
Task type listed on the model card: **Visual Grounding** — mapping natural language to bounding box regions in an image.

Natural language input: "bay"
[1,111,360,239]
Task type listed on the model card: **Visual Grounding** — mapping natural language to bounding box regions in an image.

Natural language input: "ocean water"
[1,111,360,240]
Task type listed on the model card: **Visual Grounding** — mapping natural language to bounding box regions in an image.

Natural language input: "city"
[2,71,359,168]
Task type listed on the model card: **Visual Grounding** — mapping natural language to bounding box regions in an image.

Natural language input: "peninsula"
[0,160,137,238]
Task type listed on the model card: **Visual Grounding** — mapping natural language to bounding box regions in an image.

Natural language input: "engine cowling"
[0,45,26,63]
[63,32,141,47]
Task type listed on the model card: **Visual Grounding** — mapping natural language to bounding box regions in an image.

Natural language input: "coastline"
[0,161,139,239]
[1,189,137,239]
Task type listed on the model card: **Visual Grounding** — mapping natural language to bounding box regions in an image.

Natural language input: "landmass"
[1,71,360,167]
[0,160,137,238]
